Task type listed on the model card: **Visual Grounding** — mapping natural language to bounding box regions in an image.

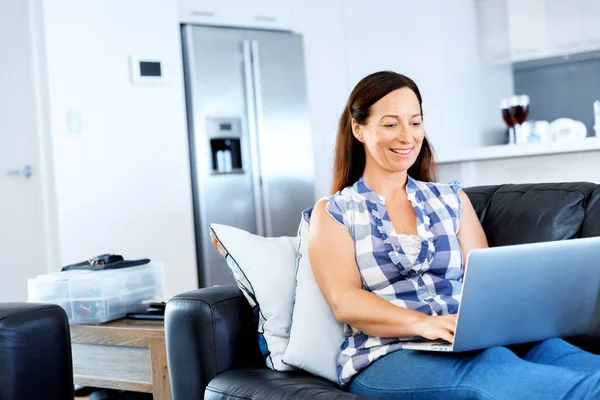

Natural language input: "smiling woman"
[331,71,437,193]
[299,71,600,399]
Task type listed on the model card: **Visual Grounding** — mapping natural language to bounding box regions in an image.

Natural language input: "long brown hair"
[331,71,437,193]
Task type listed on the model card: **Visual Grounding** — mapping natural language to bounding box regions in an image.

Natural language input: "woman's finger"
[441,329,454,343]
[445,321,456,333]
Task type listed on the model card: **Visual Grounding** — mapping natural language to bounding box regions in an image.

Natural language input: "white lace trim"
[397,234,422,264]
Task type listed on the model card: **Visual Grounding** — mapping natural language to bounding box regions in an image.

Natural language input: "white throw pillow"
[282,215,345,383]
[210,223,297,371]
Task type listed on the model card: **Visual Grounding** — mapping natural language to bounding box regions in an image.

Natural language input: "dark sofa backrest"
[583,186,600,237]
[464,182,600,246]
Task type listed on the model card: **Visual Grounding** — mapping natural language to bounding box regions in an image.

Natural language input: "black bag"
[61,254,150,271]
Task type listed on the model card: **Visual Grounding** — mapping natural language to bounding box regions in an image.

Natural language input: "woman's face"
[352,88,424,174]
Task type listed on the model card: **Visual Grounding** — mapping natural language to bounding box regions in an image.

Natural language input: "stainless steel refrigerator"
[181,25,315,287]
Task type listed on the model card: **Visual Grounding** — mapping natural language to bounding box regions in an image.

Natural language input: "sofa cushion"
[205,368,374,400]
[209,224,298,371]
[479,183,596,246]
[282,215,344,383]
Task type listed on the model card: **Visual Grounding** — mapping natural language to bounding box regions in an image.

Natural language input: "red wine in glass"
[501,98,516,144]
[502,108,515,127]
[508,95,530,144]
[510,104,530,125]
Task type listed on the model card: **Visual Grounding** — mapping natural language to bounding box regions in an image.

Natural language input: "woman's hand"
[415,314,457,343]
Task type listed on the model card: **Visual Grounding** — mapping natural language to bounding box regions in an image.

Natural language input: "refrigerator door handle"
[249,40,273,237]
[242,39,266,237]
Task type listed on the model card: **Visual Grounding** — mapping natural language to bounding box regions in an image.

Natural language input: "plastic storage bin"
[27,263,164,325]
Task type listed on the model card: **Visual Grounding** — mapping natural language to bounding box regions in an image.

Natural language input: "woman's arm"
[309,200,456,342]
[457,191,489,262]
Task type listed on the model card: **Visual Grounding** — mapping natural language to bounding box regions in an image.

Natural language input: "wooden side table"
[70,319,171,400]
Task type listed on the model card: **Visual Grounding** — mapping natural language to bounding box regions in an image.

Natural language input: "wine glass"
[501,98,516,144]
[509,95,530,144]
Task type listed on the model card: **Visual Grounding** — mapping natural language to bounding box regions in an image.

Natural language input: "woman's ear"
[351,119,364,143]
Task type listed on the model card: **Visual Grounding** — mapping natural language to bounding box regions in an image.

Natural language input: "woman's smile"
[389,147,413,158]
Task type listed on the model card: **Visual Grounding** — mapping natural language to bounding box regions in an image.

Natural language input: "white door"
[0,0,53,302]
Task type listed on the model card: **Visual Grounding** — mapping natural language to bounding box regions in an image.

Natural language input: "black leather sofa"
[165,182,600,400]
[0,303,74,400]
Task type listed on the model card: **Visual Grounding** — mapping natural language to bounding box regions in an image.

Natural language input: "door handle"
[6,165,32,178]
[249,40,273,237]
[243,39,266,237]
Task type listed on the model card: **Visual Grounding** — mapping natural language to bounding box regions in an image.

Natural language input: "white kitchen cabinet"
[478,0,600,64]
[507,0,549,61]
[178,0,221,25]
[582,0,600,50]
[476,0,511,65]
[249,0,292,29]
[178,0,292,31]
[545,0,584,54]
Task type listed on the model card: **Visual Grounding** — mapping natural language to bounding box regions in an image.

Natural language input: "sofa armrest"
[0,303,73,400]
[165,285,263,400]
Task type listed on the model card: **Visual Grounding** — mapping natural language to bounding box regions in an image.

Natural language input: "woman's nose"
[397,125,413,142]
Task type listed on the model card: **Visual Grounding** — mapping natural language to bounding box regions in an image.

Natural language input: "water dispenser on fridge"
[207,118,243,174]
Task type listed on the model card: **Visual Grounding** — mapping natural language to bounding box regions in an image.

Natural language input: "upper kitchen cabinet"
[178,0,292,30]
[545,0,584,54]
[582,0,600,51]
[507,0,549,62]
[476,0,511,65]
[477,0,600,64]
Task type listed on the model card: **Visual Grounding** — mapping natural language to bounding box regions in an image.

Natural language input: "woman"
[305,71,600,399]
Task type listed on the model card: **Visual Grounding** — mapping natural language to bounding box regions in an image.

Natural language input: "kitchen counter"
[437,137,600,188]
[436,137,600,164]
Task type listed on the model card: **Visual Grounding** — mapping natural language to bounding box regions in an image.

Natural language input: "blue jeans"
[349,338,600,399]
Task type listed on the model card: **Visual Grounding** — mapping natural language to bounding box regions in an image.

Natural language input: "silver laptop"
[402,236,600,352]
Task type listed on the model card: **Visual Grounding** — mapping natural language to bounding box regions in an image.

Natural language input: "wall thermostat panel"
[129,56,165,84]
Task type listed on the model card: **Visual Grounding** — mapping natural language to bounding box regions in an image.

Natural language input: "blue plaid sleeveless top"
[306,176,464,385]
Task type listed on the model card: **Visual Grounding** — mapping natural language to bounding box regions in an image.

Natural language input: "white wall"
[438,1,515,149]
[341,0,446,152]
[293,0,514,197]
[41,0,198,297]
[290,0,349,198]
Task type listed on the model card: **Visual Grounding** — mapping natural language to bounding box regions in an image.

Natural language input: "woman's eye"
[412,122,422,127]
[384,124,397,128]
